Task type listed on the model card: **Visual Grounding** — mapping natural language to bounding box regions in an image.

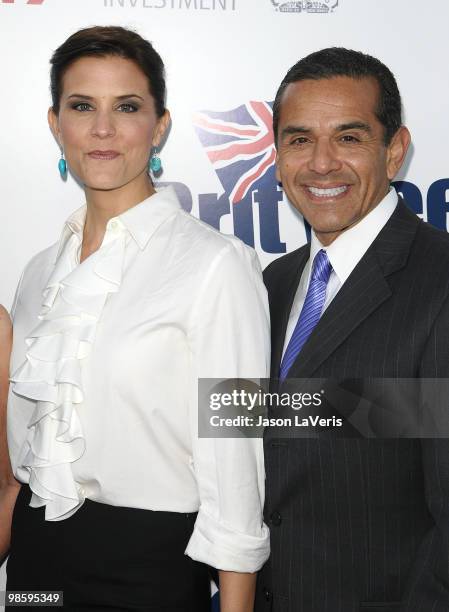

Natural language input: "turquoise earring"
[58,150,67,178]
[149,147,162,174]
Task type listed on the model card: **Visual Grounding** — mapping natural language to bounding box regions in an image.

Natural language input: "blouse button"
[109,220,118,231]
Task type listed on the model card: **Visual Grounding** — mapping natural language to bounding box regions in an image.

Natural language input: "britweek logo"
[103,0,235,9]
[161,100,449,255]
[1,0,44,4]
[271,0,338,13]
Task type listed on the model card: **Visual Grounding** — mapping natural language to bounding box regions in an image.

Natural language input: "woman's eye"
[72,102,92,112]
[117,103,138,113]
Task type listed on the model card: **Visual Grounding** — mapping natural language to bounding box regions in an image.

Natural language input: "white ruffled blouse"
[7,187,270,572]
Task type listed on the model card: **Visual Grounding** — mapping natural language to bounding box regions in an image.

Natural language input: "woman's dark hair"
[50,26,166,117]
[273,47,402,146]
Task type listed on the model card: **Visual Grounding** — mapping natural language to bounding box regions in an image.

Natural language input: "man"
[256,48,449,612]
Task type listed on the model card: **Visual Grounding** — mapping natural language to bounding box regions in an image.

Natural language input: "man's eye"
[117,103,138,113]
[291,137,309,146]
[340,135,359,143]
[72,102,92,112]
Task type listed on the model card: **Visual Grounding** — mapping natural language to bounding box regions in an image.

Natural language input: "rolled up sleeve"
[185,239,270,572]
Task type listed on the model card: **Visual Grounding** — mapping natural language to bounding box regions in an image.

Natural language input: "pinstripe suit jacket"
[255,199,449,612]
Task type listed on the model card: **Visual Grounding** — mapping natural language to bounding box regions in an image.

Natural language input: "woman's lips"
[88,150,120,160]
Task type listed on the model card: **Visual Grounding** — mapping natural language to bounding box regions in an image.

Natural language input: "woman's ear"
[48,107,61,146]
[151,110,171,149]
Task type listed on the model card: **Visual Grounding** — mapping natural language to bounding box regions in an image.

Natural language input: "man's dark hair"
[272,47,402,146]
[50,26,166,117]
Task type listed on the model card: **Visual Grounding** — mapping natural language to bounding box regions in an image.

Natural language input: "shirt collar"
[310,188,398,284]
[56,186,182,261]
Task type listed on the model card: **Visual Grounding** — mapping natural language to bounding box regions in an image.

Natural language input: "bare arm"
[218,570,257,612]
[0,305,20,563]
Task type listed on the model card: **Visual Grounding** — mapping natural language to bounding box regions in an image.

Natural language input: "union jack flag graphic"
[193,101,276,205]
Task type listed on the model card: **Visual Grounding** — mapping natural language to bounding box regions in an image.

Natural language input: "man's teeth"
[308,186,348,197]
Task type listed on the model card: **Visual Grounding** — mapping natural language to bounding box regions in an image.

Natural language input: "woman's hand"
[0,305,20,563]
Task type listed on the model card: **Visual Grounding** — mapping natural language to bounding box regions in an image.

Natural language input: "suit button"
[264,588,272,602]
[270,511,282,526]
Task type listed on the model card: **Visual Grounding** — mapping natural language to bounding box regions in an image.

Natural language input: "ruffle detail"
[11,229,127,521]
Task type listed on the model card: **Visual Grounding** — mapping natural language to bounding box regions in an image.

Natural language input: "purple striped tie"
[279,249,332,381]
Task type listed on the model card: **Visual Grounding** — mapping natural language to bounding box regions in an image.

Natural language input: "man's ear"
[48,107,61,146]
[275,149,281,183]
[151,110,171,149]
[386,126,411,181]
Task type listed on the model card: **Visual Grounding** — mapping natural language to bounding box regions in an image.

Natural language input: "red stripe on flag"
[207,130,273,163]
[232,148,276,204]
[193,113,259,138]
[249,101,274,132]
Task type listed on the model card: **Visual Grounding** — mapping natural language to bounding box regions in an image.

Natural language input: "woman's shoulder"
[21,241,59,279]
[176,209,255,262]
[15,242,59,303]
[10,242,59,319]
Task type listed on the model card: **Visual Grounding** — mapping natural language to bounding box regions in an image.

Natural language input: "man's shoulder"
[263,243,309,290]
[405,215,449,287]
[380,205,449,316]
[392,199,449,261]
[415,216,449,254]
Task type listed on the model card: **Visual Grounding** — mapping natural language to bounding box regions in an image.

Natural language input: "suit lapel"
[285,199,420,379]
[287,248,391,378]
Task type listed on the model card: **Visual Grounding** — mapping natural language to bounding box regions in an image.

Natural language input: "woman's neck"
[81,177,155,262]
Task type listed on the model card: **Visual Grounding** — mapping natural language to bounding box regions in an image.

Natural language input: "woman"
[0,307,20,564]
[5,27,269,611]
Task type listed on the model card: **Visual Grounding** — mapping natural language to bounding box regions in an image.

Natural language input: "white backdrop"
[1,0,449,603]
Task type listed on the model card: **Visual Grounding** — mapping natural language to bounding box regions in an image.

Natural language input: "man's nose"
[307,138,341,175]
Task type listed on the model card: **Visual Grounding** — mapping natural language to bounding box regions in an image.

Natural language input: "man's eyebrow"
[66,93,145,101]
[281,125,310,137]
[280,122,373,139]
[337,122,372,133]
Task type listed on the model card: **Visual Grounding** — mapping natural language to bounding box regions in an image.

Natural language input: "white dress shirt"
[283,189,398,356]
[7,186,270,572]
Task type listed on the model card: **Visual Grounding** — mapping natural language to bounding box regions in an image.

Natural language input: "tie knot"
[311,249,332,283]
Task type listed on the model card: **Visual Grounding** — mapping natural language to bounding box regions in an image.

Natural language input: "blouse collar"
[56,186,182,261]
